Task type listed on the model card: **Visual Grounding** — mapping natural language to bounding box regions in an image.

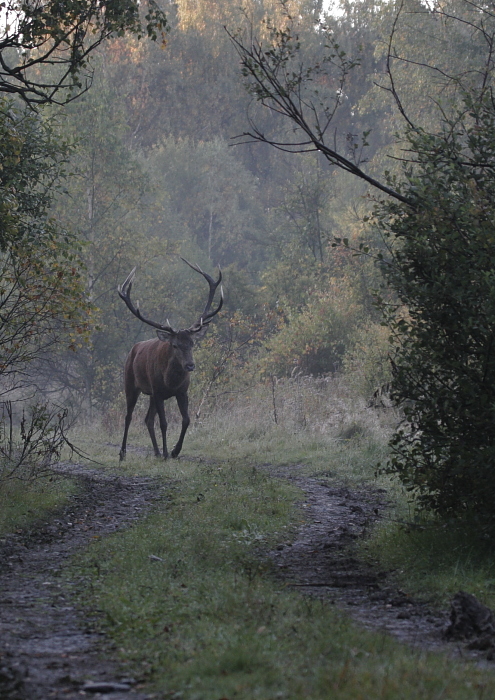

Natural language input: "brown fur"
[117,260,222,461]
[119,331,198,461]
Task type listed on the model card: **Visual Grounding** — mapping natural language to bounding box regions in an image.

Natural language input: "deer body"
[125,337,192,399]
[118,261,222,462]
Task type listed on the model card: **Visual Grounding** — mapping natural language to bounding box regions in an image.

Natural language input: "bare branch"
[227,24,413,206]
[0,0,168,106]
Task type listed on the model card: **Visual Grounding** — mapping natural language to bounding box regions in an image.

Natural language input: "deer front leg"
[171,392,190,458]
[154,396,169,459]
[120,388,140,461]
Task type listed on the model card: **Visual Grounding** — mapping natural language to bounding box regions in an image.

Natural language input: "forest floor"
[0,460,490,700]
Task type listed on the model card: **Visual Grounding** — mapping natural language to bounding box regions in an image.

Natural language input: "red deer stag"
[118,259,223,461]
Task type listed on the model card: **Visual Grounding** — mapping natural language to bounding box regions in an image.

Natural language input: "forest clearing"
[3,0,495,697]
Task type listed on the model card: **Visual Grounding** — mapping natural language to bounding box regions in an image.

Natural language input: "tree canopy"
[0,0,167,105]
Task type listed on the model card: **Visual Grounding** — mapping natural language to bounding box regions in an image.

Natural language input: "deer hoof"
[119,450,126,462]
[171,448,180,458]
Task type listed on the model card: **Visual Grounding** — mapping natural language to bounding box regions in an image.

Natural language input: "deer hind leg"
[171,392,190,458]
[144,397,163,457]
[120,388,140,461]
[156,397,169,459]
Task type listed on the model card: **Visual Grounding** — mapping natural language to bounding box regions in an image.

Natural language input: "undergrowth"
[77,375,394,481]
[362,514,495,611]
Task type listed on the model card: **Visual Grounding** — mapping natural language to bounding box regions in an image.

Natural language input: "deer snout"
[185,362,195,372]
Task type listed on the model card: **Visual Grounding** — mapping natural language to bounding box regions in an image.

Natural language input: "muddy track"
[267,466,491,662]
[0,464,164,700]
[0,461,491,700]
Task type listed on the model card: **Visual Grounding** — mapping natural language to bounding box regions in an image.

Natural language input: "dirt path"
[0,464,164,700]
[267,467,489,662]
[0,461,490,700]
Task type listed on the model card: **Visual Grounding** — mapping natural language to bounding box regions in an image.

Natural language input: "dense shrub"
[376,93,495,526]
[261,277,363,377]
[343,322,392,399]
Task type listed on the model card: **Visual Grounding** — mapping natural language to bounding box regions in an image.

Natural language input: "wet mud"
[0,464,164,699]
[1,460,493,700]
[267,466,495,663]
[269,468,452,650]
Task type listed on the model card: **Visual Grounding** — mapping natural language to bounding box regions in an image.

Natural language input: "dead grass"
[84,375,396,484]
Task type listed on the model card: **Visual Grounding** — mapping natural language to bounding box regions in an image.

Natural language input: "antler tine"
[118,268,176,333]
[180,257,223,330]
[118,267,136,296]
[202,282,224,323]
[180,257,204,275]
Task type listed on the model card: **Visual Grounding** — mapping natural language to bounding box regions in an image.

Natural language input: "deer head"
[118,258,223,367]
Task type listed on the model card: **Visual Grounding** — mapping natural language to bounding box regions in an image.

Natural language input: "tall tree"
[232,0,495,526]
[0,0,169,394]
[49,76,174,413]
[146,137,266,269]
[0,99,91,389]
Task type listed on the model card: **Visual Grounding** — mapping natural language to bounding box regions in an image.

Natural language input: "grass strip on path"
[72,456,495,700]
[0,476,76,536]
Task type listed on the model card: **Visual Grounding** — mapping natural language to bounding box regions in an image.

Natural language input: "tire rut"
[0,464,164,700]
[267,466,491,662]
[1,461,492,700]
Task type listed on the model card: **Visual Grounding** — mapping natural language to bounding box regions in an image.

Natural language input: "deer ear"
[156,329,174,342]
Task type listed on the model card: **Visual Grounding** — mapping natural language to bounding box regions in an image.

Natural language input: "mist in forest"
[0,0,484,422]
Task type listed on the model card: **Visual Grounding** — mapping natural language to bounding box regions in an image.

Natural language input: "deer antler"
[118,260,223,334]
[180,257,224,332]
[118,268,177,333]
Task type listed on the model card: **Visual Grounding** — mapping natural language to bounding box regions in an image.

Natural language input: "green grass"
[65,379,495,697]
[362,513,495,610]
[0,476,76,536]
[69,453,495,700]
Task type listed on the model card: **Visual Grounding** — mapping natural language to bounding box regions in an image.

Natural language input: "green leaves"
[0,99,71,250]
[0,98,92,386]
[0,0,168,105]
[376,90,495,528]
